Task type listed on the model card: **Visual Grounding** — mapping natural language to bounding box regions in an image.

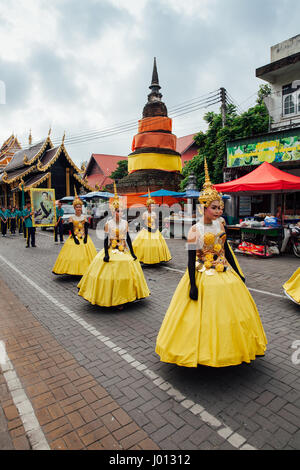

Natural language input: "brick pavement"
[0,229,299,450]
[0,277,159,450]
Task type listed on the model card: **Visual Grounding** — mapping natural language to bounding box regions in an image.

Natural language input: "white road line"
[162,266,286,299]
[0,341,50,450]
[0,254,256,450]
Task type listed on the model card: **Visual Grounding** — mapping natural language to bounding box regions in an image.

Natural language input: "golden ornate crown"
[73,186,83,207]
[146,188,155,206]
[110,182,123,211]
[198,158,222,208]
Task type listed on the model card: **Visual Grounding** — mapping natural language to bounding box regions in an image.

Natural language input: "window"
[284,95,295,115]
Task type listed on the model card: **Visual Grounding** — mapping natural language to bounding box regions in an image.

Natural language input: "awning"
[214,162,300,194]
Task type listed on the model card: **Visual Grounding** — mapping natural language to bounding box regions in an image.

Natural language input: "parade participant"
[52,190,96,275]
[155,159,267,368]
[0,206,7,237]
[23,201,36,248]
[77,183,150,308]
[54,200,64,244]
[16,207,23,234]
[9,207,17,235]
[283,268,300,305]
[6,205,11,233]
[132,189,172,264]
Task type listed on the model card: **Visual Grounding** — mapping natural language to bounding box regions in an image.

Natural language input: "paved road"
[0,228,299,450]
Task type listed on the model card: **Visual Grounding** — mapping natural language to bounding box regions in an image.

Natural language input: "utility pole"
[220,87,227,128]
[220,87,228,180]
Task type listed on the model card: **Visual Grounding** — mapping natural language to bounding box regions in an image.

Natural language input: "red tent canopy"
[214,162,300,193]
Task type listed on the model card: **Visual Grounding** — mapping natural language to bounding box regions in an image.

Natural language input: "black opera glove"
[83,221,89,244]
[147,226,156,233]
[188,247,198,301]
[69,222,80,245]
[224,240,245,283]
[126,233,137,260]
[103,234,110,262]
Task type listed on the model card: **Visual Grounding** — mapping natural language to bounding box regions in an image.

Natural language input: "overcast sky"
[0,0,300,166]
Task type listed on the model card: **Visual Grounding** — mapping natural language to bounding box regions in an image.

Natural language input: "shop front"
[215,162,300,257]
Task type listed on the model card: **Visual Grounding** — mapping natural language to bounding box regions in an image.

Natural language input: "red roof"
[176,133,197,154]
[91,153,127,175]
[214,162,300,193]
[85,153,127,189]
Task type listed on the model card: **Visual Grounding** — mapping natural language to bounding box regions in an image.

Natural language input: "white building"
[256,34,300,131]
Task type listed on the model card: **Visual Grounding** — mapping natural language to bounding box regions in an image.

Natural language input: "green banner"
[227,134,300,167]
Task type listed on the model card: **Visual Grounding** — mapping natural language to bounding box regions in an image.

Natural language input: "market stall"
[214,162,300,257]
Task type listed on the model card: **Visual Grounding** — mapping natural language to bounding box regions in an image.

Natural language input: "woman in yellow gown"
[77,185,150,307]
[283,268,300,304]
[52,194,97,276]
[133,189,172,264]
[155,160,267,368]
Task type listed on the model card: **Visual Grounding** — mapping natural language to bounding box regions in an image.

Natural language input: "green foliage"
[109,160,128,181]
[181,88,270,189]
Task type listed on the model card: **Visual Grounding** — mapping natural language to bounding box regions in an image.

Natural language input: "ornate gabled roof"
[73,173,95,191]
[4,136,53,173]
[22,172,51,191]
[1,164,37,184]
[0,135,22,164]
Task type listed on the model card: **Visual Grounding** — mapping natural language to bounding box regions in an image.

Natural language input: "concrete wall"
[271,35,300,62]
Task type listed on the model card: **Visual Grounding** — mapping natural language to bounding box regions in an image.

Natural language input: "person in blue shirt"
[6,205,11,232]
[0,206,8,237]
[9,207,17,235]
[23,201,36,248]
[54,200,64,244]
[16,208,23,234]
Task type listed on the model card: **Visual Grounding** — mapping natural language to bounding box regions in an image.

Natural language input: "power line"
[18,91,222,147]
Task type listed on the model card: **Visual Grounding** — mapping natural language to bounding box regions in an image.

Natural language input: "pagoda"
[108,58,183,194]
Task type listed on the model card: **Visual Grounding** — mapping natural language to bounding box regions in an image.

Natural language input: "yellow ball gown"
[155,219,267,368]
[52,216,97,276]
[133,211,171,264]
[77,218,150,307]
[283,267,300,304]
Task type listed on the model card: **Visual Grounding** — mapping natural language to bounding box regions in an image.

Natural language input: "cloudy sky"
[0,0,300,166]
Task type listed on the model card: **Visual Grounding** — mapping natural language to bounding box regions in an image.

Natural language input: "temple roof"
[0,135,22,166]
[4,138,52,173]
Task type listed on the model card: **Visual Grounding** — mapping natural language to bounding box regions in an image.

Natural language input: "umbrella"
[60,195,88,202]
[140,189,184,204]
[84,191,115,199]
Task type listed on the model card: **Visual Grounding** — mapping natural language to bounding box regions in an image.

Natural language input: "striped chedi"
[128,57,182,174]
[109,58,183,195]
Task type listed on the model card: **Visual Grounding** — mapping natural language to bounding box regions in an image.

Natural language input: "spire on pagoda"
[143,57,167,118]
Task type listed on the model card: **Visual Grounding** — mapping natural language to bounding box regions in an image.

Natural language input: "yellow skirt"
[52,236,97,276]
[155,268,267,368]
[283,268,300,304]
[132,228,172,264]
[77,248,150,307]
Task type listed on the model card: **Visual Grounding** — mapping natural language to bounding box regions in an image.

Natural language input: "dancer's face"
[205,201,221,221]
[75,204,82,216]
[114,209,121,222]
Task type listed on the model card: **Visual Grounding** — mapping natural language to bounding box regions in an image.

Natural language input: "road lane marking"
[0,340,50,450]
[0,253,256,450]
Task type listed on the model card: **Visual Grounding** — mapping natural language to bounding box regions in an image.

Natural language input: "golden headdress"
[198,158,222,208]
[110,182,122,211]
[73,186,83,207]
[146,188,155,206]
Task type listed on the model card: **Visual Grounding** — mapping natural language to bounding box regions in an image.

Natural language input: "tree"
[109,160,128,181]
[180,87,271,190]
